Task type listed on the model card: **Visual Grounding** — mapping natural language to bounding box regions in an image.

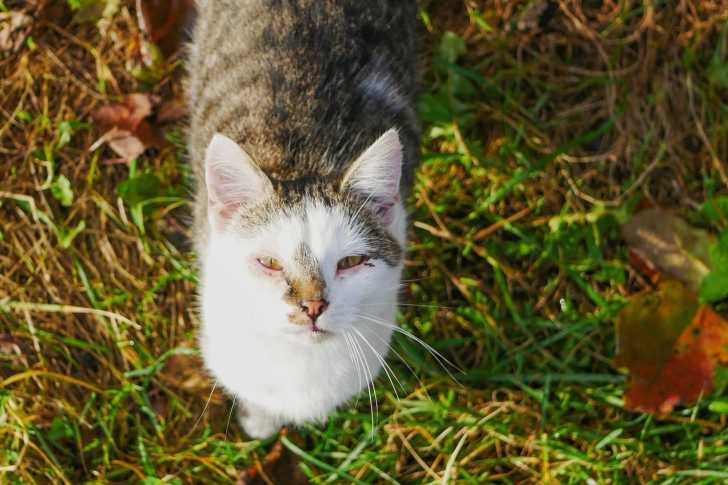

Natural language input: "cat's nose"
[300,299,328,321]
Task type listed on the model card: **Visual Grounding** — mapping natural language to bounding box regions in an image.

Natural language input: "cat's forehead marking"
[294,242,320,277]
[284,272,327,306]
[285,242,327,306]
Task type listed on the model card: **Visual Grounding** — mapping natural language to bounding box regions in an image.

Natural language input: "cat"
[188,0,418,438]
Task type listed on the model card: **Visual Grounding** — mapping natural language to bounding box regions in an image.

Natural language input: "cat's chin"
[280,324,335,343]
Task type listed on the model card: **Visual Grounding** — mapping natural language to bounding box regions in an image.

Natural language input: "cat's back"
[188,0,418,182]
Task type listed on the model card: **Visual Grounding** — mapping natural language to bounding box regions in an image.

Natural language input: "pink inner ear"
[209,199,239,223]
[372,194,400,225]
[206,166,242,229]
[343,129,403,225]
[204,133,273,230]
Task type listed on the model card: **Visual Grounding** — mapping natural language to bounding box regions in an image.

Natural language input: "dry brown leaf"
[0,334,29,379]
[0,11,32,53]
[621,208,714,292]
[93,93,154,131]
[92,126,145,162]
[91,93,166,162]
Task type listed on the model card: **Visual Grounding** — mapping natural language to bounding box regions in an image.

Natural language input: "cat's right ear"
[341,129,402,225]
[205,133,273,229]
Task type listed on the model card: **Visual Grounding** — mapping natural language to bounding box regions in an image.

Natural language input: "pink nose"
[301,299,328,321]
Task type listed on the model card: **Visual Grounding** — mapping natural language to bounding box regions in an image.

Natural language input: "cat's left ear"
[205,133,273,229]
[341,129,402,225]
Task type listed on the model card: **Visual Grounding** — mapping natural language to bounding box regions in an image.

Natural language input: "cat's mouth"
[310,323,327,334]
[283,321,332,342]
[287,311,332,339]
[308,324,333,341]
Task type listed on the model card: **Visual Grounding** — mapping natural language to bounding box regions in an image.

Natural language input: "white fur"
[200,133,407,438]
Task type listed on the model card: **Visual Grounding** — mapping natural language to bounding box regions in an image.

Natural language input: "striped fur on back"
[189,0,419,251]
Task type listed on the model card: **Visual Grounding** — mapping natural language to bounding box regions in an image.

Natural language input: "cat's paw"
[237,402,280,439]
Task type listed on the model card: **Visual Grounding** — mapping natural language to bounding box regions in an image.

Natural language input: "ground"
[1,1,728,483]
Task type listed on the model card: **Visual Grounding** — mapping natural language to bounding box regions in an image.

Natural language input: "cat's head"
[200,130,405,344]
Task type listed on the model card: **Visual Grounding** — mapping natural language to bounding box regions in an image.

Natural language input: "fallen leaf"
[137,0,196,59]
[93,93,153,131]
[621,208,714,292]
[91,93,165,162]
[616,280,728,414]
[627,249,660,284]
[0,334,28,376]
[102,127,147,162]
[0,11,32,53]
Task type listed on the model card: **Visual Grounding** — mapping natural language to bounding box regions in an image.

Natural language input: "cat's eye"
[257,256,283,271]
[337,255,369,271]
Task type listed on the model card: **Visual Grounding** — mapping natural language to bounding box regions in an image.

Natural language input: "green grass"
[1,1,728,483]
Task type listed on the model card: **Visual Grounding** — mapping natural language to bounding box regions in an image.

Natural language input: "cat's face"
[201,131,405,344]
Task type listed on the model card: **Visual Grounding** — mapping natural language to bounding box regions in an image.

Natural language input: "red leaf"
[616,280,728,415]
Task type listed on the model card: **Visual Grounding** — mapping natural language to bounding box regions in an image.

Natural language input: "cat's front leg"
[237,400,281,439]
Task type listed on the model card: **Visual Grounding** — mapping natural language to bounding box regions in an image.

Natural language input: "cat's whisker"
[370,284,406,292]
[192,380,217,433]
[356,313,464,384]
[355,338,377,433]
[347,331,370,420]
[343,333,358,388]
[344,332,363,408]
[399,276,437,284]
[375,346,405,397]
[352,327,403,401]
[350,336,364,409]
[396,303,452,310]
[369,330,426,392]
[225,395,237,441]
[359,336,380,429]
[350,332,378,432]
[364,312,462,376]
[363,301,452,310]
